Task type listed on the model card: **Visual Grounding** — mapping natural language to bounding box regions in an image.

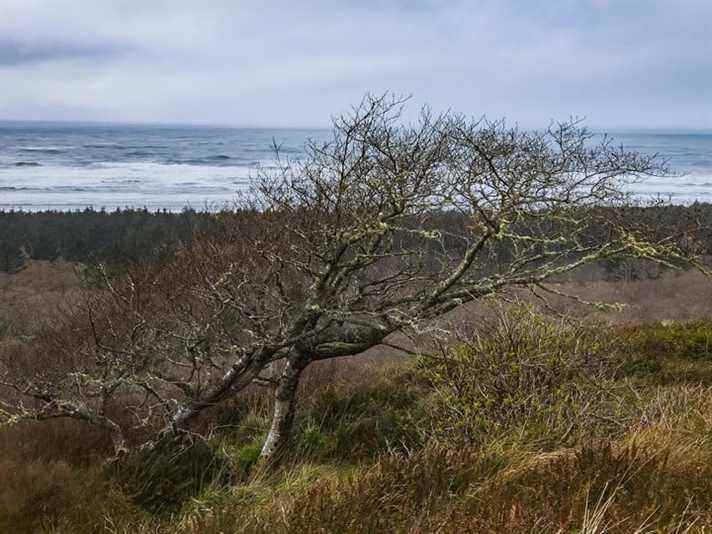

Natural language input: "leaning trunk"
[167,351,271,434]
[259,355,308,462]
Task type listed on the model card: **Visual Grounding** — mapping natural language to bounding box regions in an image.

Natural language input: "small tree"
[0,94,703,464]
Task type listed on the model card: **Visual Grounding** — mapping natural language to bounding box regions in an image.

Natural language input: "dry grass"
[5,374,712,533]
[556,269,712,323]
[0,260,82,342]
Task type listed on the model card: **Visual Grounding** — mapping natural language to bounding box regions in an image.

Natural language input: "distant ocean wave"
[2,184,234,193]
[623,171,712,202]
[166,155,239,166]
[0,158,257,211]
[81,143,169,150]
[0,160,255,179]
[81,143,124,149]
[18,146,74,154]
[0,186,40,191]
[0,199,238,210]
[1,123,708,211]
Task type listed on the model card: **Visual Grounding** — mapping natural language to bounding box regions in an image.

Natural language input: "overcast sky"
[0,0,710,129]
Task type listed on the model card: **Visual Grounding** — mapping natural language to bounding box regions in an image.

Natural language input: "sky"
[0,0,710,129]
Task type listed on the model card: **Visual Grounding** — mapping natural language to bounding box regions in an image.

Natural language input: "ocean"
[0,121,710,211]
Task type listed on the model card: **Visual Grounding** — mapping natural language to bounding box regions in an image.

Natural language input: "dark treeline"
[0,208,221,272]
[1,203,711,278]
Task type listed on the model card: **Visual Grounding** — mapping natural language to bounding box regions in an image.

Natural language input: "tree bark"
[167,349,272,433]
[101,416,128,457]
[259,354,309,462]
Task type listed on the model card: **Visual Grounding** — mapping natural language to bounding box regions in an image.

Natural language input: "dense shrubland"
[418,306,625,445]
[4,302,712,532]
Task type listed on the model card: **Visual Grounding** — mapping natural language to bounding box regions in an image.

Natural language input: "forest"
[0,208,219,273]
[1,201,710,280]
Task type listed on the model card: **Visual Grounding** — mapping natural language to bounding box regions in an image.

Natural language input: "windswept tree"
[0,94,703,464]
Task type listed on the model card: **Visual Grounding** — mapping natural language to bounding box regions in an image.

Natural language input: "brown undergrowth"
[4,269,712,532]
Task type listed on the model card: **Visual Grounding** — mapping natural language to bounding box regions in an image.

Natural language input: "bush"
[295,371,424,461]
[418,304,618,444]
[613,319,712,385]
[231,437,266,478]
[108,435,235,513]
[620,318,712,361]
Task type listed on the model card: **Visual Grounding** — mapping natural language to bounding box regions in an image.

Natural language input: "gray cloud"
[0,0,709,129]
[0,38,128,66]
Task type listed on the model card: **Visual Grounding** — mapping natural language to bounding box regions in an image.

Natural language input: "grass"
[6,279,712,531]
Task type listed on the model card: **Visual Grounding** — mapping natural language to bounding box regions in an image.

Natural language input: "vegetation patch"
[620,318,712,361]
[418,305,623,446]
[108,436,235,513]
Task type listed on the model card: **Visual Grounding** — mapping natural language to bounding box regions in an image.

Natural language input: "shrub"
[108,435,235,513]
[295,369,425,461]
[620,318,712,361]
[418,304,618,444]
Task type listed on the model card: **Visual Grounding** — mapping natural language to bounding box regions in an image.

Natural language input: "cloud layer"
[0,0,709,128]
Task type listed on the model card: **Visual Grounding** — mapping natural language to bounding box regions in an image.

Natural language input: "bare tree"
[0,94,703,464]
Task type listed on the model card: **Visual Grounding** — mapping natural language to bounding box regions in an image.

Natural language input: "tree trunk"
[167,352,269,433]
[105,418,128,457]
[259,355,308,462]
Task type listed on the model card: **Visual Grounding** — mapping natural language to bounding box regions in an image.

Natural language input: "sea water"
[0,121,710,211]
[0,122,327,211]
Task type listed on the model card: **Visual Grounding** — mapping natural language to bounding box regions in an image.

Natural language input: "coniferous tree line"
[0,203,710,277]
[0,208,220,272]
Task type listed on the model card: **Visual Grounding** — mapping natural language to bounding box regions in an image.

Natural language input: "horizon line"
[0,117,711,135]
